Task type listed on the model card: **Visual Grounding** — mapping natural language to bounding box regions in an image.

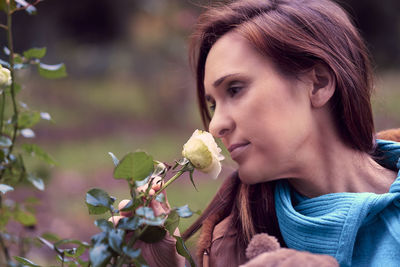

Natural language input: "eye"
[227,86,242,97]
[205,95,216,113]
[226,81,244,97]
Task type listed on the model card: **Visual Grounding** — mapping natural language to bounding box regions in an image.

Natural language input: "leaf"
[86,188,113,215]
[139,226,166,244]
[116,216,140,230]
[54,239,90,258]
[14,209,37,226]
[0,136,12,147]
[3,46,9,55]
[38,63,67,79]
[122,246,141,259]
[94,219,113,232]
[15,0,37,14]
[37,236,57,252]
[18,111,41,129]
[155,193,165,203]
[13,256,40,267]
[113,152,154,181]
[0,184,14,194]
[41,232,61,242]
[0,59,10,68]
[27,174,44,191]
[22,143,57,165]
[108,229,125,253]
[164,210,179,236]
[91,232,108,245]
[174,235,196,267]
[23,47,46,59]
[40,112,52,121]
[176,204,193,218]
[108,152,119,166]
[136,207,155,220]
[14,53,23,64]
[20,128,35,138]
[89,243,112,267]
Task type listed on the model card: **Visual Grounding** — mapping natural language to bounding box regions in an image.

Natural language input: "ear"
[308,64,335,108]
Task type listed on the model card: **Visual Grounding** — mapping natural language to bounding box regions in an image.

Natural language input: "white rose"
[182,129,224,179]
[0,65,11,86]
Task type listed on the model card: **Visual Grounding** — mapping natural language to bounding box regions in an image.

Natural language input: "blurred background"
[2,0,400,264]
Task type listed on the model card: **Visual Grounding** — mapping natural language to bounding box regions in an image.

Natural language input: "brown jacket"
[198,213,246,267]
[196,128,400,267]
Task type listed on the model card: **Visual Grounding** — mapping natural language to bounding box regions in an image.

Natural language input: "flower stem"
[151,169,185,201]
[115,225,149,267]
[6,0,19,158]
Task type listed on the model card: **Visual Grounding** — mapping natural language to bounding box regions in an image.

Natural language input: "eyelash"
[227,85,242,97]
[207,84,244,112]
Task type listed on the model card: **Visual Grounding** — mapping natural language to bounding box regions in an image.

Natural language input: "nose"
[208,106,234,138]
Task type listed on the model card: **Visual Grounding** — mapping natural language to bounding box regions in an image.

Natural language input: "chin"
[237,168,263,185]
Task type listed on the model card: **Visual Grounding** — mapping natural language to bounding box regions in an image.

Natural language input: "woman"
[116,0,400,266]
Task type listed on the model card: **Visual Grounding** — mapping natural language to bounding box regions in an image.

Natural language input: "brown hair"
[183,0,375,261]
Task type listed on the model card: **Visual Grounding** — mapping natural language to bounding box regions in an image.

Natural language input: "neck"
[287,112,397,198]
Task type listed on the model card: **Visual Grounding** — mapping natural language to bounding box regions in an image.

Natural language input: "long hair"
[183,0,375,261]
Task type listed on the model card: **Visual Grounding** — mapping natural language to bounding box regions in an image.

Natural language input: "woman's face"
[204,32,314,184]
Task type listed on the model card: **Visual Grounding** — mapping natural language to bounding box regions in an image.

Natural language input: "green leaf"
[85,188,113,215]
[139,226,166,244]
[38,63,67,79]
[122,246,141,259]
[41,232,61,242]
[18,111,41,129]
[116,216,140,230]
[113,152,154,181]
[13,256,40,267]
[54,239,90,258]
[23,47,46,59]
[0,136,12,147]
[176,204,193,218]
[94,219,113,232]
[164,210,179,236]
[14,209,37,226]
[89,243,112,267]
[0,184,14,194]
[91,232,108,245]
[174,235,196,267]
[27,174,45,191]
[14,53,24,64]
[22,143,57,165]
[108,229,125,253]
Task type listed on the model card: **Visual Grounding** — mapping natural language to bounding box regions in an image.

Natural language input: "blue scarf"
[275,140,400,266]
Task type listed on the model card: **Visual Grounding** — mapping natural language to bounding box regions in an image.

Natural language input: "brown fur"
[196,213,224,266]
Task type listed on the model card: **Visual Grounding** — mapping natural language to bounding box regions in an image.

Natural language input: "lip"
[228,142,250,160]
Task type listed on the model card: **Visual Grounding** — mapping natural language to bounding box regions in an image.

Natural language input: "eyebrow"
[212,73,240,87]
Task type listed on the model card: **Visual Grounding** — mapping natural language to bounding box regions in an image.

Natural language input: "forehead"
[203,32,273,93]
